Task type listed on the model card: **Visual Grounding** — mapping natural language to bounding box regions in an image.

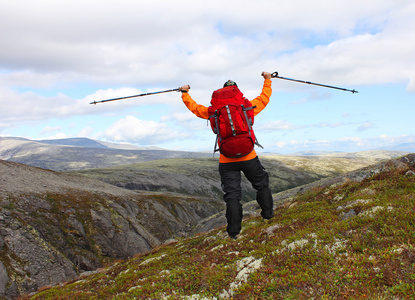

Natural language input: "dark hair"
[223,80,237,87]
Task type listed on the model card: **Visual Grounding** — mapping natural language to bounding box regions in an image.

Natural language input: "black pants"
[219,156,274,236]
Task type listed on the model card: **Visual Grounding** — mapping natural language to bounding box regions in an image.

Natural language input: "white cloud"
[407,78,415,93]
[317,122,345,129]
[161,112,194,123]
[40,126,62,135]
[357,122,374,132]
[272,135,398,153]
[1,0,414,92]
[0,87,89,123]
[2,0,414,89]
[259,120,348,132]
[160,111,211,132]
[1,0,414,153]
[77,126,94,138]
[259,120,300,131]
[377,134,415,145]
[0,85,182,129]
[36,132,69,140]
[103,115,187,145]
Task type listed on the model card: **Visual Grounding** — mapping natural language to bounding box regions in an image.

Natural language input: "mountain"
[287,149,410,158]
[21,153,415,299]
[380,142,415,153]
[37,137,109,148]
[0,137,211,171]
[37,137,164,150]
[1,136,410,172]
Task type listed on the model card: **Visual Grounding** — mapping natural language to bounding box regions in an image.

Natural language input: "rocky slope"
[0,160,223,299]
[22,153,415,299]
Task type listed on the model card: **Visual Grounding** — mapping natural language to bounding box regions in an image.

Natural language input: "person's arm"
[250,72,272,116]
[180,85,209,119]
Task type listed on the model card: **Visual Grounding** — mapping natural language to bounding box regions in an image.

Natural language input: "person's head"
[223,80,237,88]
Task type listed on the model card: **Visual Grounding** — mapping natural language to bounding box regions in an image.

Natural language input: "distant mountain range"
[37,137,165,150]
[1,136,410,204]
[378,142,415,152]
[286,143,415,156]
[0,136,413,172]
[0,136,211,171]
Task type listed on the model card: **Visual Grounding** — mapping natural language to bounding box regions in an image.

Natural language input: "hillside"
[1,136,412,299]
[0,137,211,171]
[68,154,393,203]
[0,160,224,299]
[23,153,415,299]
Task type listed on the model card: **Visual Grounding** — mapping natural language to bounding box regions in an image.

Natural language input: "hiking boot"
[229,234,240,240]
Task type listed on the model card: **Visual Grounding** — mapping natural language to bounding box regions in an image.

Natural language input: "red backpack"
[208,85,263,158]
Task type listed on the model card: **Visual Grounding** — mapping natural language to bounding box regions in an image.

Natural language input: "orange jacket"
[182,78,272,163]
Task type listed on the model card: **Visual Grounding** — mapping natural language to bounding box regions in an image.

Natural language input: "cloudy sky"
[1,0,414,154]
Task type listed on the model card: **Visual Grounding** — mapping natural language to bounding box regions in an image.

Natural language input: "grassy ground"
[24,158,415,299]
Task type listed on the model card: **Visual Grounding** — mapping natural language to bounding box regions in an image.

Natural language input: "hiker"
[180,72,274,239]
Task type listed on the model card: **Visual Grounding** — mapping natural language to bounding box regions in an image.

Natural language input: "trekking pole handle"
[271,71,279,78]
[180,85,191,92]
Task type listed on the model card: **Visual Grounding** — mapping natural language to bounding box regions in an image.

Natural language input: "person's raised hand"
[261,72,272,79]
[180,85,190,92]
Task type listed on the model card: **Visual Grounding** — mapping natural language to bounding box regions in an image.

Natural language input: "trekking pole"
[89,87,188,105]
[271,71,358,94]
